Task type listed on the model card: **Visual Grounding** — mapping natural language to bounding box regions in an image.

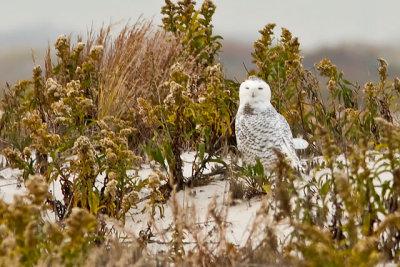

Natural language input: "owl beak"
[251,92,255,98]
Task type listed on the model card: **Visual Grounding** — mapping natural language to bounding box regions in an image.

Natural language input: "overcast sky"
[1,0,400,51]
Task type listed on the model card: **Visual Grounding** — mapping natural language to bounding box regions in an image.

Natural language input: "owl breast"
[235,104,283,168]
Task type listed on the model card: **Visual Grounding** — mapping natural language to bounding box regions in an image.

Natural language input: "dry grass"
[41,20,201,147]
[43,20,191,119]
[98,21,185,119]
[42,20,205,146]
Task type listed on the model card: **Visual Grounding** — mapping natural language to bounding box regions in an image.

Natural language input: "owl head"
[239,76,271,105]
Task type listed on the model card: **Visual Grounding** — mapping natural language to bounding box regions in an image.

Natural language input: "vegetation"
[1,0,400,266]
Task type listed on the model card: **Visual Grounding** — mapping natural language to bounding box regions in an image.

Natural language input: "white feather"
[293,138,309,150]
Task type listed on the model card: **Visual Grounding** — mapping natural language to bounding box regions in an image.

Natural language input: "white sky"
[1,0,400,50]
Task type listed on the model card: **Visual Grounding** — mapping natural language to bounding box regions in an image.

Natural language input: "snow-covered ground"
[0,151,394,254]
[0,151,293,253]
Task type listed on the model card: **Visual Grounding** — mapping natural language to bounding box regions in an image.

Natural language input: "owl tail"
[280,138,306,172]
[293,138,309,150]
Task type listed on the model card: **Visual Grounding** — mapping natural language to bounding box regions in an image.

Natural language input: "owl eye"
[258,87,263,90]
[245,86,250,90]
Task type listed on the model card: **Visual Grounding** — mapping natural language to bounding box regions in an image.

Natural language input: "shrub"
[142,0,237,190]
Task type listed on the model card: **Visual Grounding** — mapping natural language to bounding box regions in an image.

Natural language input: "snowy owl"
[235,76,308,171]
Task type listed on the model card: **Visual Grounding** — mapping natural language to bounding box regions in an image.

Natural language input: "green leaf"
[52,64,61,75]
[262,184,271,193]
[209,157,228,168]
[321,180,330,196]
[88,190,100,214]
[152,147,167,171]
[198,142,205,162]
[254,158,264,176]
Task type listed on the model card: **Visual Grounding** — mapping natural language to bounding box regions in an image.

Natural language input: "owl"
[235,76,308,171]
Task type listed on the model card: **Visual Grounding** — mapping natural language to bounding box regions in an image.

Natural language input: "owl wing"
[275,113,304,169]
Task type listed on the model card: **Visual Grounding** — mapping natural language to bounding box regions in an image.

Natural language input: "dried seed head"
[258,23,276,47]
[24,220,39,246]
[170,63,183,75]
[327,77,337,92]
[0,225,7,238]
[72,42,85,54]
[106,149,118,166]
[344,108,358,120]
[97,120,110,131]
[169,81,183,95]
[0,235,16,255]
[25,175,49,204]
[43,222,63,245]
[316,58,337,77]
[54,34,69,55]
[108,171,117,180]
[66,80,83,98]
[378,58,388,82]
[100,137,118,151]
[45,78,64,99]
[148,173,161,189]
[206,63,222,77]
[363,82,376,99]
[120,149,133,160]
[105,179,118,201]
[198,96,206,103]
[77,98,94,113]
[285,59,302,69]
[22,110,43,130]
[155,170,167,181]
[163,93,175,106]
[121,191,139,211]
[120,127,135,137]
[288,37,300,49]
[374,116,396,129]
[206,64,223,87]
[394,77,400,93]
[75,66,83,76]
[89,45,104,61]
[100,129,110,139]
[2,147,24,169]
[52,100,72,115]
[66,207,96,237]
[54,116,72,125]
[187,75,200,97]
[72,136,95,159]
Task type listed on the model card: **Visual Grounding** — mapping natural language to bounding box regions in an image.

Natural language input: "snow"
[0,167,25,203]
[0,152,288,254]
[0,151,394,255]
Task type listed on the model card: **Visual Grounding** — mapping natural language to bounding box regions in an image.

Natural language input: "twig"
[197,167,225,179]
[242,62,249,75]
[146,239,227,245]
[0,182,19,187]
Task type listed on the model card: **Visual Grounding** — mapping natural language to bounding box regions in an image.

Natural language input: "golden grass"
[43,20,187,121]
[98,21,185,119]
